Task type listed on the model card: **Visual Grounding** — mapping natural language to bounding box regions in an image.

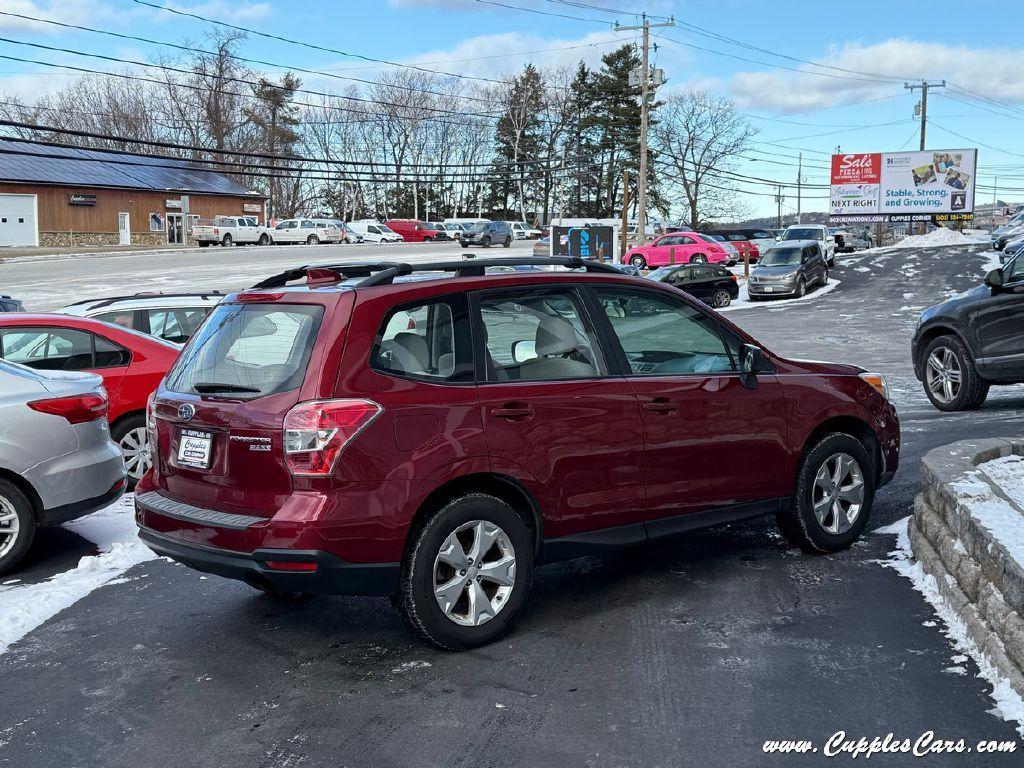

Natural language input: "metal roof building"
[0,139,265,248]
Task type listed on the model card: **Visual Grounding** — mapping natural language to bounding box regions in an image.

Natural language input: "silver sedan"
[0,361,125,574]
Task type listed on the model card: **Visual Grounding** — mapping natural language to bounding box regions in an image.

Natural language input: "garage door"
[0,194,37,247]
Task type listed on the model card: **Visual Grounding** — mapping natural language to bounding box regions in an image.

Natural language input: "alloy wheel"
[119,426,151,481]
[811,452,865,535]
[712,289,731,308]
[433,519,516,627]
[925,347,962,404]
[0,495,20,560]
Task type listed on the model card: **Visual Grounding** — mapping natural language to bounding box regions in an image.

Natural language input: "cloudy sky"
[2,0,1023,218]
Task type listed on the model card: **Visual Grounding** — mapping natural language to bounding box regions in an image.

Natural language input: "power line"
[132,0,507,85]
[0,120,587,170]
[0,52,496,128]
[0,10,498,106]
[0,35,504,119]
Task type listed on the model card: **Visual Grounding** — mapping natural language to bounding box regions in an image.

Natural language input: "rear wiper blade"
[192,382,261,394]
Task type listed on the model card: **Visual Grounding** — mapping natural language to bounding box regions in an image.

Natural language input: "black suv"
[912,253,1024,410]
[461,221,513,249]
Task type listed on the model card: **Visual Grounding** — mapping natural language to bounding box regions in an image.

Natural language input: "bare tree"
[653,91,756,228]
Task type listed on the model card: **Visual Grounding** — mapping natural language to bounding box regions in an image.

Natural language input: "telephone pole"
[905,79,945,151]
[615,13,674,243]
[796,152,803,225]
[775,186,785,229]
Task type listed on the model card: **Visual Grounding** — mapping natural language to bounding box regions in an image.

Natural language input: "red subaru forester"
[136,257,899,649]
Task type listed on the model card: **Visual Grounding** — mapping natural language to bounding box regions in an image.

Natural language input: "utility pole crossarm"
[614,14,675,243]
[904,79,946,151]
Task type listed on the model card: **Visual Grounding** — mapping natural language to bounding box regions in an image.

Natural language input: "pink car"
[624,233,731,269]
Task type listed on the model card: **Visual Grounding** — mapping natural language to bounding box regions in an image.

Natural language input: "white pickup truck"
[193,216,272,247]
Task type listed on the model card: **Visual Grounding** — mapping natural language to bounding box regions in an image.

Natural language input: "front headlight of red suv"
[859,372,890,401]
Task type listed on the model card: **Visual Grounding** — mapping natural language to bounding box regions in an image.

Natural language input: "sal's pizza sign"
[831,153,882,184]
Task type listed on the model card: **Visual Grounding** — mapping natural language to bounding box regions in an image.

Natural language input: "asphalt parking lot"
[2,242,1023,767]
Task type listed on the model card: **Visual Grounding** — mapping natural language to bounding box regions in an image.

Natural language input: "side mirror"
[985,268,1005,289]
[739,344,765,389]
[775,236,782,242]
[512,339,536,363]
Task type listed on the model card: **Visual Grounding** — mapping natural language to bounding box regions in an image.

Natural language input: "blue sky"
[2,0,1023,218]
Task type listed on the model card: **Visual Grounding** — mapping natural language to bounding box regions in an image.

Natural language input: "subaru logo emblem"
[177,403,195,421]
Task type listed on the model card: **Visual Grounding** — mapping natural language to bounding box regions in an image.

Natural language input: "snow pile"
[876,519,1024,736]
[892,228,989,249]
[0,494,156,655]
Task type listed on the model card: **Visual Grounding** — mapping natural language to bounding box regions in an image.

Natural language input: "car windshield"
[761,248,802,266]
[378,224,396,234]
[702,233,725,241]
[465,223,486,232]
[784,228,822,241]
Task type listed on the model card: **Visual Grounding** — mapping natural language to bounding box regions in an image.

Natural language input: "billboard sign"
[830,149,976,221]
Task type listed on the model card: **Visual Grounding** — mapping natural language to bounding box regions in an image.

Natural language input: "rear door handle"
[642,398,676,414]
[490,405,535,419]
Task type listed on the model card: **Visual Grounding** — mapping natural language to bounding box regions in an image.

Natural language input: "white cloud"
[727,39,1024,113]
[403,29,690,81]
[150,1,273,24]
[0,0,116,32]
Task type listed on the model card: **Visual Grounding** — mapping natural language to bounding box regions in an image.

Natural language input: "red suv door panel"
[479,380,645,538]
[590,285,789,523]
[474,286,646,538]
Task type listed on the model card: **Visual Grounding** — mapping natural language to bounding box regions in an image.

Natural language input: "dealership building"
[0,139,266,247]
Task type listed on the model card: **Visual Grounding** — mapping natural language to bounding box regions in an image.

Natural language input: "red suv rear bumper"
[135,492,399,596]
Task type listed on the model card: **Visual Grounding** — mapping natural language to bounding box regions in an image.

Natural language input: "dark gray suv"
[461,221,513,249]
[748,241,828,300]
[912,253,1024,411]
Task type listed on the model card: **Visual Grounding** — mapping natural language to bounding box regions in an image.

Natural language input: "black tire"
[921,335,989,412]
[711,289,732,308]
[795,278,807,298]
[482,237,491,249]
[629,254,647,270]
[0,480,36,577]
[776,432,875,554]
[690,253,708,263]
[222,233,232,247]
[306,235,320,245]
[258,234,270,246]
[821,268,829,285]
[396,493,534,650]
[111,414,149,490]
[461,242,469,248]
[503,237,512,248]
[199,241,211,248]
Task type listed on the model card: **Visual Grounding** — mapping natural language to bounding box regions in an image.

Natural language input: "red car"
[383,220,449,243]
[625,232,731,269]
[0,315,179,484]
[702,232,760,264]
[136,256,899,649]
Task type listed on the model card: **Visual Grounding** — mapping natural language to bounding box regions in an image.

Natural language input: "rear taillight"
[28,391,108,424]
[146,393,157,461]
[283,399,382,476]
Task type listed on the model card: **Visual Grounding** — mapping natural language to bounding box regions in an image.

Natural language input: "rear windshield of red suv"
[165,303,323,397]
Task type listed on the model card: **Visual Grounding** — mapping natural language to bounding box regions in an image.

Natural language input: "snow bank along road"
[2,243,1024,767]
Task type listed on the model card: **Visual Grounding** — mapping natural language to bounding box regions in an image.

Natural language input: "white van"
[348,221,404,243]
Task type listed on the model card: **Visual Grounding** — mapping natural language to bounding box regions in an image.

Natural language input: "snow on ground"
[891,229,990,249]
[875,518,1024,737]
[0,493,155,655]
[982,455,1024,512]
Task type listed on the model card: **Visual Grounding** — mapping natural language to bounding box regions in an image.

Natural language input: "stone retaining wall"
[910,438,1024,697]
[39,232,175,247]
